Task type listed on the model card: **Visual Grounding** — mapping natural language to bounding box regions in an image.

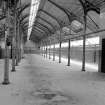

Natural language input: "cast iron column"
[49,39,51,59]
[53,43,55,61]
[67,39,71,66]
[46,41,48,58]
[11,0,17,72]
[59,30,62,63]
[2,1,10,85]
[82,14,87,71]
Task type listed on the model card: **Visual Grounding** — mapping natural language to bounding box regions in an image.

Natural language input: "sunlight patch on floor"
[50,55,98,71]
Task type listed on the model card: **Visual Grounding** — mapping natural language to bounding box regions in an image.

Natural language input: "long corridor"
[0,0,105,105]
[1,54,105,105]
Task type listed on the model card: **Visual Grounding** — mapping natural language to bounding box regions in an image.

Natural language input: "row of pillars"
[41,38,86,71]
[41,0,98,71]
[41,38,71,67]
[40,0,96,71]
[41,15,87,71]
[2,0,24,85]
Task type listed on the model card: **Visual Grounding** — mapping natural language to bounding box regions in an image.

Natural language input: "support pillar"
[42,46,43,56]
[67,39,71,66]
[42,44,44,57]
[2,2,10,85]
[49,47,50,59]
[11,38,16,72]
[20,30,24,60]
[59,41,61,63]
[93,44,96,63]
[82,14,87,72]
[16,21,20,66]
[53,43,55,61]
[59,31,62,63]
[41,42,43,56]
[3,39,10,85]
[46,45,48,58]
[49,40,51,59]
[11,7,17,72]
[45,41,48,58]
[44,46,46,58]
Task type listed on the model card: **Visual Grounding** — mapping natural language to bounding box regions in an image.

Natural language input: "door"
[101,38,105,73]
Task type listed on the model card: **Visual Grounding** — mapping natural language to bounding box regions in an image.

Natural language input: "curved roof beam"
[34,23,50,34]
[87,14,99,29]
[36,16,56,31]
[32,28,45,37]
[78,0,100,31]
[48,0,77,22]
[20,13,29,23]
[47,0,98,32]
[32,30,43,36]
[34,26,46,34]
[47,0,98,31]
[38,9,62,27]
[32,27,46,35]
[35,21,53,34]
[78,0,100,14]
[33,26,48,36]
[38,9,82,37]
[34,25,49,36]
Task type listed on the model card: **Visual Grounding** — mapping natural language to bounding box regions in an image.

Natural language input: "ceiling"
[29,0,105,43]
[0,0,104,43]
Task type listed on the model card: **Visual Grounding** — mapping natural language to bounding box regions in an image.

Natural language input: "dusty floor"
[0,54,105,105]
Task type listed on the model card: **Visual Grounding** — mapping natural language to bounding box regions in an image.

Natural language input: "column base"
[67,64,70,66]
[53,59,55,61]
[82,69,86,72]
[11,68,16,72]
[2,80,10,85]
[22,56,24,59]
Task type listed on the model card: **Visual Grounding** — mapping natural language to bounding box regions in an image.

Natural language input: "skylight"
[27,0,40,40]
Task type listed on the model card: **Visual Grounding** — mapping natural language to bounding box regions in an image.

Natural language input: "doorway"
[101,38,105,73]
